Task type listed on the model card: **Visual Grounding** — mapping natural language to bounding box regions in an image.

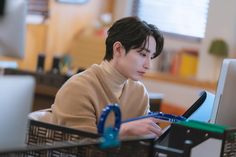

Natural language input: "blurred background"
[1,0,235,115]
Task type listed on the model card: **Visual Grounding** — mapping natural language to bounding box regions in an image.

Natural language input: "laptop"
[210,59,236,127]
[155,90,215,146]
[0,75,35,151]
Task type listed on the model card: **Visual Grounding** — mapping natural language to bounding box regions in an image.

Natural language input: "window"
[26,0,49,23]
[133,0,210,39]
[27,0,49,17]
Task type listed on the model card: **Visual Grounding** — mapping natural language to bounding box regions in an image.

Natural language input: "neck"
[108,59,127,79]
[101,60,127,98]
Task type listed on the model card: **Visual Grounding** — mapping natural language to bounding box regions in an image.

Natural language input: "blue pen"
[122,111,186,123]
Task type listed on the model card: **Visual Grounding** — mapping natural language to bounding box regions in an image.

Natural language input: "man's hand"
[119,118,162,138]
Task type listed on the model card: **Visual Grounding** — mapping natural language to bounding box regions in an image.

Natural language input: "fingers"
[119,118,164,138]
[149,117,162,124]
[147,118,163,136]
[135,117,163,137]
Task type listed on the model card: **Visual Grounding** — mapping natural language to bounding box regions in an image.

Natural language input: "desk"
[4,68,163,112]
[33,84,58,111]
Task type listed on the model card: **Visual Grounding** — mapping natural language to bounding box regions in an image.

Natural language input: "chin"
[130,76,142,81]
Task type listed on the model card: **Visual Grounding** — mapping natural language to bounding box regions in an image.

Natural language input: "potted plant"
[209,39,228,57]
[208,39,229,80]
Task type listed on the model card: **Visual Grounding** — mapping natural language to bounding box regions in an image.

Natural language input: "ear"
[112,41,125,59]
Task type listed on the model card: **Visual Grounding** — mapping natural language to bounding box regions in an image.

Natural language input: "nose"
[143,57,151,70]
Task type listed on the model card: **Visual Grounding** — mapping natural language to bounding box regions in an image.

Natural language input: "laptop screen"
[155,90,215,145]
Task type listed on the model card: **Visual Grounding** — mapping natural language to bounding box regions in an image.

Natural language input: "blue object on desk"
[123,112,186,123]
[97,103,186,148]
[97,104,121,148]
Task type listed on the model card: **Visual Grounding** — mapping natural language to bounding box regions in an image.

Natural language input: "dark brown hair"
[104,16,164,61]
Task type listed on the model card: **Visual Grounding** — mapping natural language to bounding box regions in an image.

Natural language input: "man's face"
[113,36,156,81]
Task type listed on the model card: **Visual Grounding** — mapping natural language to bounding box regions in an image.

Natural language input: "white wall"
[197,0,236,81]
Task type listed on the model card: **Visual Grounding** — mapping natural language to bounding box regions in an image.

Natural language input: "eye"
[138,52,147,57]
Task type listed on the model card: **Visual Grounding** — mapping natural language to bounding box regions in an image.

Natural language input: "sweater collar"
[100,60,127,98]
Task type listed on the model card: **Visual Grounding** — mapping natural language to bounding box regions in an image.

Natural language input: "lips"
[138,71,145,76]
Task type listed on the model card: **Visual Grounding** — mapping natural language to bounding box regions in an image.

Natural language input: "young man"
[49,16,164,137]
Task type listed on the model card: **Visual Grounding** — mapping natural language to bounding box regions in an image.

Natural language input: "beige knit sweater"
[50,61,150,133]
